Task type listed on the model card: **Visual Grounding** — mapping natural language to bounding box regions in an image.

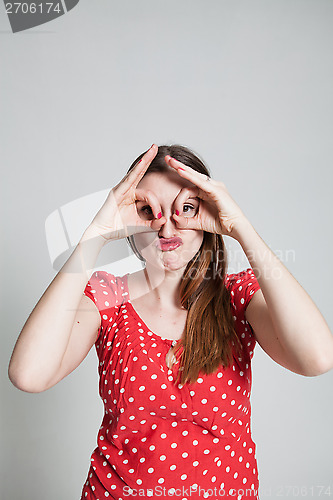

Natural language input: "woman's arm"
[8,227,105,392]
[163,155,333,376]
[234,219,333,377]
[8,145,164,392]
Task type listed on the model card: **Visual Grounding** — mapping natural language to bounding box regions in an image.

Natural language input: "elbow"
[299,333,333,377]
[314,357,333,376]
[8,366,47,393]
[301,356,333,377]
[313,338,333,376]
[9,378,47,393]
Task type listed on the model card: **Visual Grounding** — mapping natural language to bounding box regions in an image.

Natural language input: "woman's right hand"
[87,144,164,242]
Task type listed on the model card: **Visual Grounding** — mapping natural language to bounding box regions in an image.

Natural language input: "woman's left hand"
[164,155,249,238]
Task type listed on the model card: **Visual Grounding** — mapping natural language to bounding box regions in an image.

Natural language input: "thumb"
[172,213,200,230]
[149,215,167,232]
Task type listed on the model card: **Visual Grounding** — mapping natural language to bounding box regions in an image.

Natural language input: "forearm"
[232,219,333,373]
[8,227,106,388]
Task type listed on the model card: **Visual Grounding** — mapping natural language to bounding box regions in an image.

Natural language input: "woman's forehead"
[138,170,196,193]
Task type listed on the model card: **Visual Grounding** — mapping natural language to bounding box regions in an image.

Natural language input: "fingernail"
[175,210,179,216]
[157,212,162,219]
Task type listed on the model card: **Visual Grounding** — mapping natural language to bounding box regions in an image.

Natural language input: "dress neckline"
[122,273,182,346]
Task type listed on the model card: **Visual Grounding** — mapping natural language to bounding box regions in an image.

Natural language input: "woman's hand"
[165,155,249,238]
[88,144,165,242]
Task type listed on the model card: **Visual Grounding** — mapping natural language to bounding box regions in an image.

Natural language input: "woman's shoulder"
[224,267,258,288]
[84,270,129,310]
[86,269,126,286]
[224,267,261,314]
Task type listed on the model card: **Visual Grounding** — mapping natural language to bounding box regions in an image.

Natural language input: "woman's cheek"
[181,232,204,259]
[134,234,155,254]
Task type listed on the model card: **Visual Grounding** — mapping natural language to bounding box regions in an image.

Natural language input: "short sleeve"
[84,270,122,342]
[225,267,261,318]
[225,268,261,361]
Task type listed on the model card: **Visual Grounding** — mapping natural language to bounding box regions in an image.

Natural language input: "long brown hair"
[126,144,243,385]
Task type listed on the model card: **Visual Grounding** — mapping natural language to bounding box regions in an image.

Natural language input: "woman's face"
[133,169,204,273]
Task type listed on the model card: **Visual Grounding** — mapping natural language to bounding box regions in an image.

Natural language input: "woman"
[8,144,333,500]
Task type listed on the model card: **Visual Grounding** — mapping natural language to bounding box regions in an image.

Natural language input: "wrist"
[226,217,255,243]
[81,226,109,247]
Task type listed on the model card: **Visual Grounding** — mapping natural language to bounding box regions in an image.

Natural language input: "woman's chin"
[145,251,187,272]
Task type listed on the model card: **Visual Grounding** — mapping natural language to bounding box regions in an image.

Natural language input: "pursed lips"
[155,237,183,250]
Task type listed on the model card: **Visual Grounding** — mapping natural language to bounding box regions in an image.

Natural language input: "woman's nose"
[158,211,178,238]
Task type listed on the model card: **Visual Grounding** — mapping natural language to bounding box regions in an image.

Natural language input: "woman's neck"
[131,265,186,310]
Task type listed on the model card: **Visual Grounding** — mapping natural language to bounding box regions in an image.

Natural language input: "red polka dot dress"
[80,268,261,500]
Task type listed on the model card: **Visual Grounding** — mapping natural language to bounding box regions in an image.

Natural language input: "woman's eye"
[139,204,197,219]
[183,204,197,217]
[139,205,154,219]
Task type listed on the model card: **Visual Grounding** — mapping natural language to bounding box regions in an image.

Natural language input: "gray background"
[1,1,333,499]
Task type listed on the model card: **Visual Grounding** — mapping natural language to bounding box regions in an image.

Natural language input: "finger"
[134,222,158,234]
[166,156,215,193]
[173,186,200,217]
[135,188,163,220]
[118,144,157,195]
[172,212,201,230]
[135,213,166,233]
[150,216,167,232]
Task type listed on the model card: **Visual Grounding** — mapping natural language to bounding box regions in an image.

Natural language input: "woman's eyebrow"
[136,196,200,206]
[172,196,199,205]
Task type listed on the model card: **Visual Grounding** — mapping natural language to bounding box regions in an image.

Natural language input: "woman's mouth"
[156,237,183,252]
